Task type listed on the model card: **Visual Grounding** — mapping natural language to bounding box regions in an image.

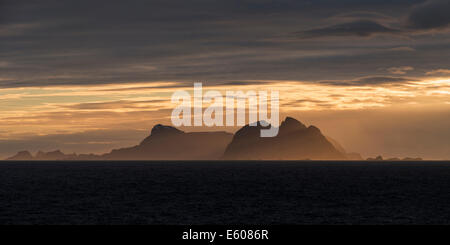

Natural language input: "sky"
[0,0,449,159]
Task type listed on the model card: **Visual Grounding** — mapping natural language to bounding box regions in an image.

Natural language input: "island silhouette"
[6,117,421,161]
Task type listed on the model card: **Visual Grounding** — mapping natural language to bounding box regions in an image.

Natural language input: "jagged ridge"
[5,117,369,161]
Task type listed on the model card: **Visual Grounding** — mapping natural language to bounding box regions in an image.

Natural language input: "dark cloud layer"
[294,20,402,39]
[407,0,450,30]
[0,0,448,88]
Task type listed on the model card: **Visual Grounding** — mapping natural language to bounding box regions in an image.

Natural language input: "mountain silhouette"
[35,150,70,160]
[5,117,371,161]
[7,151,34,160]
[222,117,347,160]
[7,150,79,161]
[102,124,233,160]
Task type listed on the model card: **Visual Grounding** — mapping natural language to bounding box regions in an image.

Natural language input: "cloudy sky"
[0,0,449,159]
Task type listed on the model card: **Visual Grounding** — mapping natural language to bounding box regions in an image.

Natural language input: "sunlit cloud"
[426,69,450,75]
[0,76,448,141]
[387,66,414,75]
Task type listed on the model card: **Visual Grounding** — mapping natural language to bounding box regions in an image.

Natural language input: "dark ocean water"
[1,161,450,225]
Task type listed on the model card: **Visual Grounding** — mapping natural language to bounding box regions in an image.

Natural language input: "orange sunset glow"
[1,0,449,160]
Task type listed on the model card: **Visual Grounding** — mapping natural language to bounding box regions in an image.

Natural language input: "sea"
[1,161,450,225]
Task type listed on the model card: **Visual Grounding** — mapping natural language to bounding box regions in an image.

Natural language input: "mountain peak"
[281,117,306,128]
[223,116,346,160]
[150,124,183,136]
[138,124,185,146]
[106,124,233,160]
[307,125,321,133]
[233,121,271,140]
[279,117,307,135]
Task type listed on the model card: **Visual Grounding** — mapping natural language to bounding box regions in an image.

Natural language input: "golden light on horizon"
[0,77,449,140]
